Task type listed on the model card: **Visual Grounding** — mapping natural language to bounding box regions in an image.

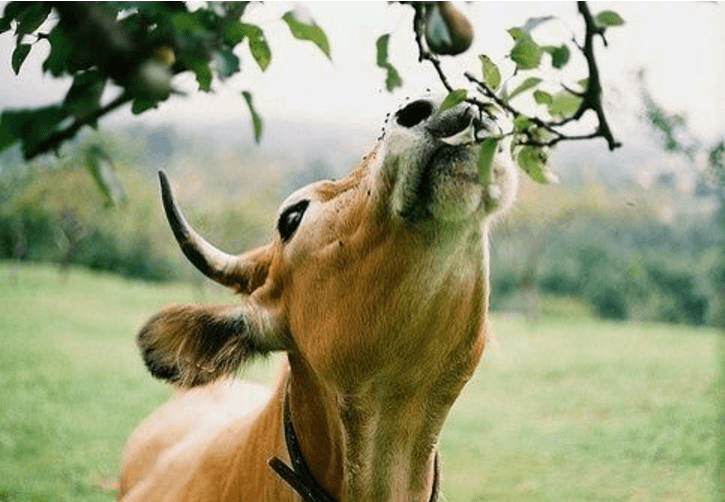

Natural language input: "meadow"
[0,263,720,502]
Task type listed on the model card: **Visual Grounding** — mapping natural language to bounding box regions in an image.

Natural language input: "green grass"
[0,263,720,501]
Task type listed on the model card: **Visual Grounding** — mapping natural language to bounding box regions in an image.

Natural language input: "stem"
[25,92,132,159]
[414,0,621,152]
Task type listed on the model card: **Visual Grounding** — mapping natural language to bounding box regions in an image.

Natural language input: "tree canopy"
[0,1,626,200]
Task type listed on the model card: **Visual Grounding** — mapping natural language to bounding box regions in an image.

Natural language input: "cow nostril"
[428,106,475,139]
[395,100,434,128]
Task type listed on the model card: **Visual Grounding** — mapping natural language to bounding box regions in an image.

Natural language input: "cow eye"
[278,200,310,243]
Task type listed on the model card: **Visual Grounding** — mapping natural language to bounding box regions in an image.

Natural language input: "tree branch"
[25,92,132,159]
[413,1,621,152]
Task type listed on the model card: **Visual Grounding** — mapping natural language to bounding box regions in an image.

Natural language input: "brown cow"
[118,95,517,502]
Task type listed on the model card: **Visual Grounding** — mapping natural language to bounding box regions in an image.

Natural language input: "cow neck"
[269,386,440,502]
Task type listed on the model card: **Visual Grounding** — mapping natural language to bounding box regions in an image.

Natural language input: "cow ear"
[138,301,286,388]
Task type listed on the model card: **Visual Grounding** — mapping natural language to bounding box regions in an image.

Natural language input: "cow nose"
[395,99,435,128]
[425,104,475,140]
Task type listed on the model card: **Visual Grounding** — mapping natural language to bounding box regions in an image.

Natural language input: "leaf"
[522,16,555,33]
[11,43,31,75]
[513,115,533,131]
[131,97,159,115]
[0,105,69,159]
[479,55,501,90]
[376,34,390,66]
[42,25,73,77]
[0,111,20,153]
[533,90,552,105]
[15,2,51,36]
[544,44,570,69]
[247,27,271,71]
[507,27,524,41]
[376,34,402,92]
[510,36,542,70]
[184,55,212,91]
[242,91,263,144]
[477,137,499,185]
[214,49,241,78]
[282,10,331,60]
[63,70,106,118]
[508,77,542,101]
[439,89,467,113]
[548,91,582,117]
[517,145,554,184]
[86,144,126,207]
[596,10,625,27]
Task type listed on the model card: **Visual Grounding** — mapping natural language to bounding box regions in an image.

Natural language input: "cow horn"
[158,170,241,289]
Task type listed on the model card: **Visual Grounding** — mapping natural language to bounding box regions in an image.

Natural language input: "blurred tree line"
[1,125,722,329]
[489,174,721,327]
[0,128,283,282]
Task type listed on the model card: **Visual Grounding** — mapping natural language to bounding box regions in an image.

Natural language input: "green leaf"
[479,55,501,90]
[507,27,524,41]
[596,10,625,27]
[439,89,467,113]
[517,145,552,184]
[242,91,263,144]
[548,91,582,117]
[477,137,499,185]
[42,25,73,77]
[0,105,69,159]
[86,144,126,207]
[183,55,212,91]
[376,34,402,92]
[15,2,51,36]
[510,36,542,70]
[282,10,331,60]
[214,48,241,78]
[376,34,391,66]
[0,111,20,153]
[533,90,552,105]
[508,77,542,101]
[247,27,271,71]
[131,97,159,115]
[171,11,202,32]
[513,115,533,131]
[0,16,11,35]
[544,44,570,69]
[522,16,554,33]
[63,70,106,118]
[11,43,31,75]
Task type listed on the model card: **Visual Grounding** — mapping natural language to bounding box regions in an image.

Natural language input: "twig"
[411,4,455,93]
[412,0,621,151]
[25,92,132,159]
[575,1,620,150]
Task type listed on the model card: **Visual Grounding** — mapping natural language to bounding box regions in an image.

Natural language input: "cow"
[118,94,517,502]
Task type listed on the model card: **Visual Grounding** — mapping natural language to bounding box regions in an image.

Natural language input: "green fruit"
[425,2,473,56]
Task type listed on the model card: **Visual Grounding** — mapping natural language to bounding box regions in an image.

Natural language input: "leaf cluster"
[0,1,332,163]
[406,1,623,186]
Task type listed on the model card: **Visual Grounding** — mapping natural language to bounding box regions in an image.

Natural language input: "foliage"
[489,178,722,327]
[0,141,178,280]
[0,1,625,202]
[409,1,624,189]
[0,1,330,161]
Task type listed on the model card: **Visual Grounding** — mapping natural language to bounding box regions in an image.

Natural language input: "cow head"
[139,95,517,394]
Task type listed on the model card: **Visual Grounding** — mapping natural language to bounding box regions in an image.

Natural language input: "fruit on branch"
[424,2,473,56]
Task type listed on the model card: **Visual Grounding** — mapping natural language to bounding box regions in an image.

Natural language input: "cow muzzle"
[378,96,513,224]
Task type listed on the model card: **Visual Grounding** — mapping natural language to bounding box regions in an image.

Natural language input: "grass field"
[0,263,720,502]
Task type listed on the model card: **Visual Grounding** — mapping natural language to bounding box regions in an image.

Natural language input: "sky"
[0,2,724,146]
